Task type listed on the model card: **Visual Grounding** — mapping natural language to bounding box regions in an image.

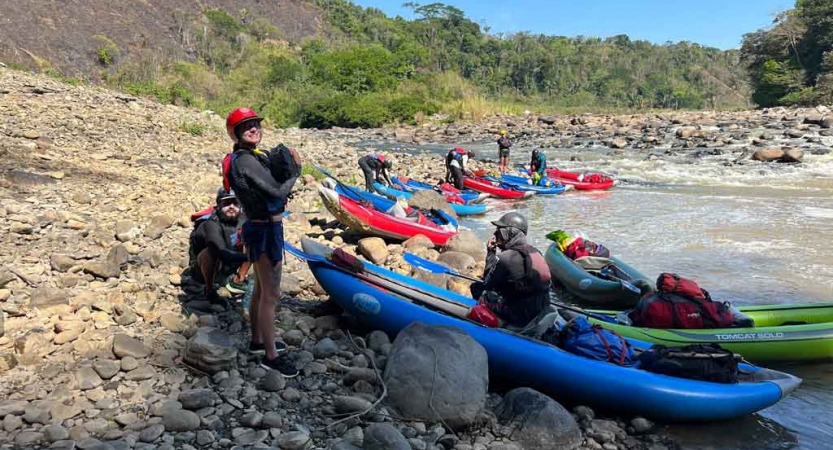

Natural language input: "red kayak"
[463,177,534,200]
[545,169,615,191]
[318,187,457,245]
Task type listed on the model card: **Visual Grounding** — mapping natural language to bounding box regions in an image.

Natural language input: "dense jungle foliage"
[106,1,752,128]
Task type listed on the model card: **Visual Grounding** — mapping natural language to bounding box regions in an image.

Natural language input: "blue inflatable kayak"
[481,173,568,195]
[289,238,801,422]
[373,182,489,216]
[323,179,459,230]
[391,176,488,204]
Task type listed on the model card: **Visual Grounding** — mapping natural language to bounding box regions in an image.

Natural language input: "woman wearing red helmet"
[225,107,301,377]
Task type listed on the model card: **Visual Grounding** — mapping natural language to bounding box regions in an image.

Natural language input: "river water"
[366,139,833,450]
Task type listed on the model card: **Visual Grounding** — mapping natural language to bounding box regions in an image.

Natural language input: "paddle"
[599,267,642,295]
[403,252,617,324]
[316,166,367,199]
[403,252,480,282]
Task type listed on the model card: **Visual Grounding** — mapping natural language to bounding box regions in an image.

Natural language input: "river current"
[363,139,833,450]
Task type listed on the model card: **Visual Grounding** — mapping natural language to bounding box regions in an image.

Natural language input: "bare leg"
[249,269,261,342]
[197,249,219,291]
[254,254,282,360]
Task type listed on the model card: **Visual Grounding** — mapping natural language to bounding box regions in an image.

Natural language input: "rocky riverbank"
[4,67,826,450]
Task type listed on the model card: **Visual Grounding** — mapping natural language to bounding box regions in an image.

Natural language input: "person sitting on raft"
[446,147,475,190]
[187,188,249,305]
[470,212,552,327]
[530,149,547,185]
[358,154,393,194]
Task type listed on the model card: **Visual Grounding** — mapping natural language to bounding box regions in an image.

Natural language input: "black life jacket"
[510,245,552,296]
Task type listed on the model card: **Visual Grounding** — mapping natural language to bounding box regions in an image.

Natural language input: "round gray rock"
[364,423,410,450]
[494,388,581,450]
[383,323,487,429]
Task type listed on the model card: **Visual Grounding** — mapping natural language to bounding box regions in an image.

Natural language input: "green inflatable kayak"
[544,243,652,309]
[585,303,833,363]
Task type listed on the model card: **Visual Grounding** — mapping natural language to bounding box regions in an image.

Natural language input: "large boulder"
[183,327,237,374]
[408,189,457,220]
[436,251,476,272]
[676,126,697,138]
[495,388,582,450]
[402,234,434,250]
[751,148,784,162]
[444,229,484,260]
[822,117,833,129]
[29,285,69,308]
[358,237,389,264]
[780,148,804,163]
[383,323,488,429]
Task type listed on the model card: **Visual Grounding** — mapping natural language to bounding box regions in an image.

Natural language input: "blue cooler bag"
[561,316,635,366]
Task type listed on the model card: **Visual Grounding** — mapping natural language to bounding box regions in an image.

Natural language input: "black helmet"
[532,149,540,156]
[491,212,528,234]
[384,159,392,169]
[468,150,476,158]
[216,188,236,205]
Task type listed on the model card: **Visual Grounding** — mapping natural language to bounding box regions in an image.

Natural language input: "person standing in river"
[497,129,512,174]
[225,107,301,378]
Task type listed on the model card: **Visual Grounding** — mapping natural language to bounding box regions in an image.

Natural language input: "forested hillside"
[741,0,833,107]
[2,0,752,128]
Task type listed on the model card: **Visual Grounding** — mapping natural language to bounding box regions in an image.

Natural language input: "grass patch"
[178,121,210,136]
[301,164,326,181]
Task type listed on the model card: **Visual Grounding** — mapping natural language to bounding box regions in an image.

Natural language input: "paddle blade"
[403,253,452,275]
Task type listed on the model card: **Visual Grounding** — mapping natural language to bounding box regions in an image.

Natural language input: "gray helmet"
[491,212,528,235]
[216,188,236,205]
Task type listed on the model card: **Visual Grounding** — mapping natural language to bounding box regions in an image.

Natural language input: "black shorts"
[499,148,510,158]
[242,220,284,266]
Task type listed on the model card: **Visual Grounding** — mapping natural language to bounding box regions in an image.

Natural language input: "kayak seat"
[505,306,562,339]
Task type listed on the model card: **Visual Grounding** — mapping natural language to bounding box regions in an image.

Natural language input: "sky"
[351,0,796,50]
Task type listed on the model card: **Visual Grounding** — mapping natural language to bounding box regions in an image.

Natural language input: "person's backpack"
[268,143,302,184]
[564,237,610,260]
[638,343,740,383]
[629,291,735,329]
[560,317,634,366]
[222,144,301,191]
[187,210,214,269]
[656,273,709,301]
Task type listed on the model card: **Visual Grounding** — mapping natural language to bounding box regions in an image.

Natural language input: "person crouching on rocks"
[188,188,248,306]
[358,153,393,194]
[446,147,475,190]
[225,107,301,378]
[470,212,551,328]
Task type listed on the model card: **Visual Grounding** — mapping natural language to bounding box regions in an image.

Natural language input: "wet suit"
[471,231,551,327]
[358,155,392,194]
[189,213,247,283]
[447,151,468,190]
[228,146,298,265]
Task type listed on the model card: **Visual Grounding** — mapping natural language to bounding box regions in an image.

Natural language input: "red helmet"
[226,107,263,142]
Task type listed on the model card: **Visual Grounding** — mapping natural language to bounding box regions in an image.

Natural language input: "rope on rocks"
[326,330,389,428]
